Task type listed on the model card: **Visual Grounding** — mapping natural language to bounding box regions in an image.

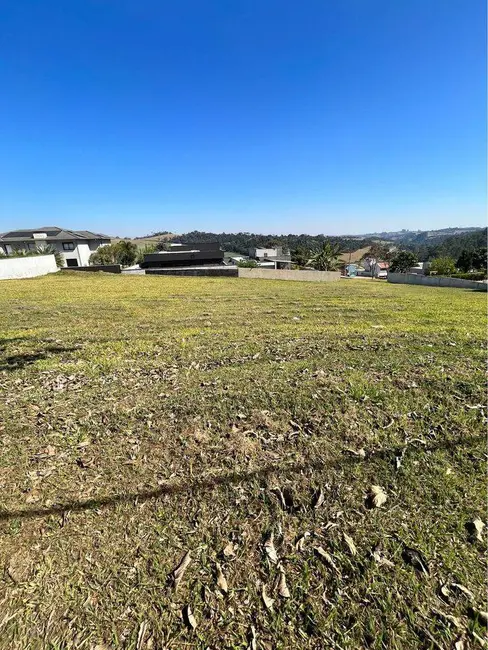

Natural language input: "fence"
[387,272,487,292]
[0,254,58,280]
[238,268,341,282]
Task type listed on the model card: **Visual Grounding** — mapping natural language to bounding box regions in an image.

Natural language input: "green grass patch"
[0,273,486,648]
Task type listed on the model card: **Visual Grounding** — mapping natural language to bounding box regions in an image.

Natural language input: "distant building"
[248,246,292,269]
[0,226,110,267]
[362,257,389,278]
[140,242,224,268]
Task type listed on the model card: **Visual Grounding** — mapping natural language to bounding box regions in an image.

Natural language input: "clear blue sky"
[0,0,485,236]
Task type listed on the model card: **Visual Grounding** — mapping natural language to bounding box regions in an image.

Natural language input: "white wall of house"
[249,247,282,259]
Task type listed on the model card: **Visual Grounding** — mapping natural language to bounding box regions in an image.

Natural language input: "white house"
[249,246,283,260]
[0,226,111,267]
[248,246,292,269]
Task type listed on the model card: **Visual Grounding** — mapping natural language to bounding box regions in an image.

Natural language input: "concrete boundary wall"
[388,272,487,291]
[146,267,238,277]
[61,265,121,274]
[0,254,58,280]
[238,268,341,282]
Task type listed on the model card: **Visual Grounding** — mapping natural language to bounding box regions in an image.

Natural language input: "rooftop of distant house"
[0,226,111,242]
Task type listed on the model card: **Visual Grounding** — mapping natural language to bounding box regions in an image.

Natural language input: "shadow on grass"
[0,433,484,523]
[0,345,78,371]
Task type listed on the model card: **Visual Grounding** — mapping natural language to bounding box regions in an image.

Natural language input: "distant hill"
[132,226,486,262]
[358,226,483,242]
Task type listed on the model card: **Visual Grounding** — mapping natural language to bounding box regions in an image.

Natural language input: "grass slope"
[0,274,486,649]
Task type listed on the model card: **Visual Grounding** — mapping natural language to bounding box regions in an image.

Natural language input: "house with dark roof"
[0,227,111,267]
[140,241,224,269]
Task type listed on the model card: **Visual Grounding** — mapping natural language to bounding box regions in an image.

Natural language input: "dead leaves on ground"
[466,517,485,543]
[314,546,340,575]
[183,605,197,630]
[366,485,388,509]
[171,551,191,589]
[276,565,291,598]
[263,532,279,564]
[401,546,429,575]
[261,583,274,611]
[342,532,357,556]
[215,562,228,593]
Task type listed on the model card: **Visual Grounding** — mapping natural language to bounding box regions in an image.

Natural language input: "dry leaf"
[314,547,340,575]
[343,532,357,556]
[454,637,466,650]
[261,584,274,611]
[26,491,41,504]
[216,562,228,593]
[247,625,257,650]
[451,583,474,600]
[172,551,191,589]
[470,609,488,626]
[295,532,310,551]
[439,583,451,599]
[346,447,366,458]
[136,621,148,650]
[313,488,325,509]
[432,608,462,629]
[183,605,197,629]
[277,566,290,598]
[402,546,429,574]
[468,517,485,542]
[272,487,294,511]
[367,485,387,508]
[223,542,236,558]
[264,532,278,564]
[371,548,394,568]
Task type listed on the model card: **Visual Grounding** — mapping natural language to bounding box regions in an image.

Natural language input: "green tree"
[309,241,342,271]
[430,256,456,276]
[389,250,418,273]
[369,242,392,261]
[291,246,311,268]
[456,249,474,273]
[114,241,137,266]
[472,247,487,271]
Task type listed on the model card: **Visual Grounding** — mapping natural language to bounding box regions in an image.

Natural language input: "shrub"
[35,244,64,268]
[136,244,157,264]
[237,259,258,268]
[89,242,137,267]
[430,256,456,277]
[450,272,487,281]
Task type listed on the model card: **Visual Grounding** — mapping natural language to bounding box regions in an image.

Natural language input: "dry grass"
[0,273,486,649]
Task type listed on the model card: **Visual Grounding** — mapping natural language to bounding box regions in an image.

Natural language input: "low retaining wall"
[61,265,121,274]
[0,254,58,280]
[238,268,341,282]
[146,267,238,277]
[388,272,487,291]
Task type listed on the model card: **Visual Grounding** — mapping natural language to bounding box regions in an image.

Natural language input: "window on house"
[63,242,75,251]
[263,252,268,257]
[66,259,78,267]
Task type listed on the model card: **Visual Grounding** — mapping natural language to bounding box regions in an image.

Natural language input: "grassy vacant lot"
[0,274,486,649]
